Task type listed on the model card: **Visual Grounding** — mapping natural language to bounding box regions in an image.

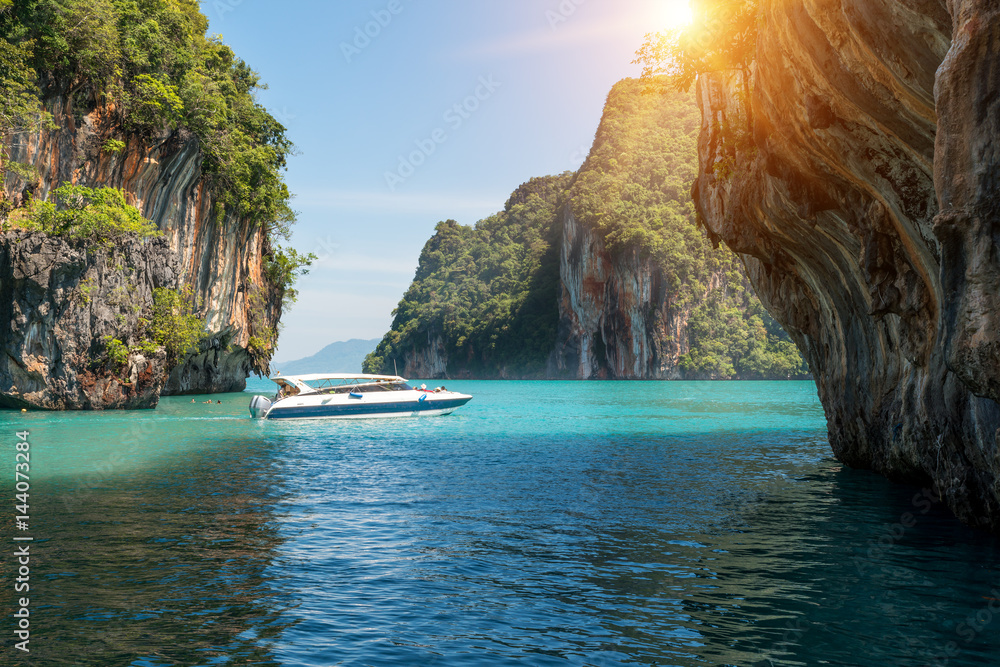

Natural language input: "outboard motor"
[249,395,272,419]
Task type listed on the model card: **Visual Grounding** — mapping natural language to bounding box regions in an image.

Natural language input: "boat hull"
[263,394,472,420]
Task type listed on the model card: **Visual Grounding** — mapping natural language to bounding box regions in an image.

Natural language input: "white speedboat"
[248,373,472,420]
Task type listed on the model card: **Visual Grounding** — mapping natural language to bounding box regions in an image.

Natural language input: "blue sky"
[203,0,689,362]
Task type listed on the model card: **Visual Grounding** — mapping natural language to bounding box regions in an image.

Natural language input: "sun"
[658,0,693,30]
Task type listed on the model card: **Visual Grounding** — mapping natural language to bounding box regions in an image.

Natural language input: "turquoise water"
[2,380,999,666]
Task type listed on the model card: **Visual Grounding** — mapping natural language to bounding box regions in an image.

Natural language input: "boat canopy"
[270,373,407,394]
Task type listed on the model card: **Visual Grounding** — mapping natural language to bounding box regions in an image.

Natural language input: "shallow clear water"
[2,380,999,666]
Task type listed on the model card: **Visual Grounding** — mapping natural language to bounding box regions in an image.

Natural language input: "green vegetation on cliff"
[634,0,758,96]
[634,0,760,170]
[568,79,724,306]
[99,286,205,378]
[682,293,809,379]
[0,0,49,182]
[364,174,571,377]
[5,188,208,374]
[1,0,293,230]
[9,183,161,246]
[147,285,204,365]
[366,79,808,380]
[0,0,311,295]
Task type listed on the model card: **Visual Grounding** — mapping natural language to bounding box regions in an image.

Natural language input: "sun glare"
[659,0,693,30]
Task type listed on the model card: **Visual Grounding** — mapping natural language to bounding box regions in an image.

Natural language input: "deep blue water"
[2,380,999,666]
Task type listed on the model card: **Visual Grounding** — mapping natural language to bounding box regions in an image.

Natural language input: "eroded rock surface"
[548,210,723,379]
[693,0,1000,528]
[399,335,449,380]
[0,232,175,409]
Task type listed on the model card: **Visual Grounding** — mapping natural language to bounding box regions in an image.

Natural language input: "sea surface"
[2,380,999,666]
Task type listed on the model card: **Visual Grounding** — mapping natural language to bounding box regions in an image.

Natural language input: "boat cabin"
[272,373,411,399]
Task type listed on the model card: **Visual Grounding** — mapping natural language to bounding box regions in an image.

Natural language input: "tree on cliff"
[7,183,161,245]
[633,0,758,135]
[0,0,49,190]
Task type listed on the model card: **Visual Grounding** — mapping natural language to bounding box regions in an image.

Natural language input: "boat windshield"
[272,376,413,398]
[273,378,300,399]
[308,380,413,394]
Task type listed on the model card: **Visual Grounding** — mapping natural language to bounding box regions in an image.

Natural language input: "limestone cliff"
[692,0,1000,528]
[0,231,175,409]
[399,334,449,380]
[3,93,282,403]
[548,210,724,379]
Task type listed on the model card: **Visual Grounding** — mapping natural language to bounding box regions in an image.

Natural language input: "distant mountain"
[272,339,380,376]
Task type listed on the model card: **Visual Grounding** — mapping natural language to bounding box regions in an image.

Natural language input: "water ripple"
[3,381,1000,665]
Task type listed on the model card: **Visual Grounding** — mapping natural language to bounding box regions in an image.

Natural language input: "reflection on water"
[2,381,999,666]
[0,408,297,666]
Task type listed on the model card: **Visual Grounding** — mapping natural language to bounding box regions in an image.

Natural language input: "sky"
[202,0,691,363]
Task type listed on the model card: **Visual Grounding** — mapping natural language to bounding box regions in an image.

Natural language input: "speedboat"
[248,373,472,420]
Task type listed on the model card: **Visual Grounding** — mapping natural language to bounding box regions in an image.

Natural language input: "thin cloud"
[309,256,418,277]
[455,8,654,60]
[295,188,502,216]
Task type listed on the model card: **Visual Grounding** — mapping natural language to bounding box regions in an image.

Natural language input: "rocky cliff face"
[693,0,1000,529]
[400,334,449,380]
[548,211,724,379]
[0,231,175,409]
[3,94,281,400]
